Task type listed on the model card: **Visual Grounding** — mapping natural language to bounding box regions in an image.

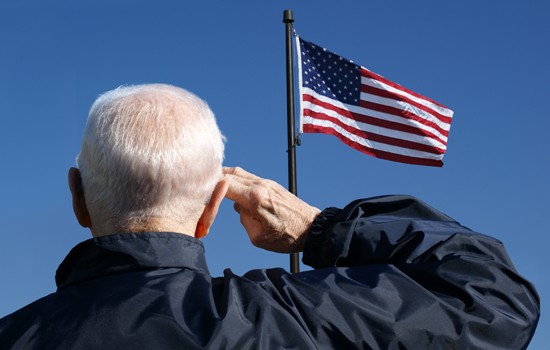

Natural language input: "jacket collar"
[55,232,209,291]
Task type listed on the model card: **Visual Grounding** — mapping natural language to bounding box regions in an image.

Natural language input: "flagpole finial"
[283,9,294,23]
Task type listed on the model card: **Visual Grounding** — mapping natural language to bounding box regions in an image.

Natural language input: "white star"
[328,65,332,69]
[328,77,331,80]
[344,75,347,78]
[328,87,331,90]
[343,96,347,100]
[338,90,342,94]
[339,68,342,71]
[349,92,352,95]
[339,79,342,83]
[344,86,347,89]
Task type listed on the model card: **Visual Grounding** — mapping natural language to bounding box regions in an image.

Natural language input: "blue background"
[1,1,548,348]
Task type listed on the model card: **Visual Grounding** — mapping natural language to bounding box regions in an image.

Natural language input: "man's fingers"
[224,176,255,210]
[224,174,257,187]
[223,167,268,211]
[223,167,260,180]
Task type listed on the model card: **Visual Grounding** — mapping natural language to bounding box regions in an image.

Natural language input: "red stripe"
[360,68,450,110]
[303,124,444,167]
[303,94,447,144]
[357,94,449,138]
[360,84,452,126]
[304,109,446,155]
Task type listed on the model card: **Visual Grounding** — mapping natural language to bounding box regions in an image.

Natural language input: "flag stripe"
[303,109,446,155]
[361,69,453,117]
[304,117,444,159]
[303,90,448,144]
[304,123,444,167]
[303,96,446,150]
[360,84,452,129]
[358,93,450,137]
[358,99,449,140]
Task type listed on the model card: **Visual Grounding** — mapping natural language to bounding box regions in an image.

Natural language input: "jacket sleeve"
[296,195,540,350]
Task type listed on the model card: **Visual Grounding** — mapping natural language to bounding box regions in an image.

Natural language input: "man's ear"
[68,167,92,229]
[195,178,229,239]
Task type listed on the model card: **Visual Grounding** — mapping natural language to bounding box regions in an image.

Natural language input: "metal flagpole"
[283,9,299,274]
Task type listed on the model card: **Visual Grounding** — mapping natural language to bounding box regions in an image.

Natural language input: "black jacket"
[0,196,540,349]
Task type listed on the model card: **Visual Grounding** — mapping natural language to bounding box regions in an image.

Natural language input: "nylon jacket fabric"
[0,195,540,349]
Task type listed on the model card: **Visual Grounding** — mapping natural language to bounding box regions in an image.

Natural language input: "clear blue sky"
[1,1,548,348]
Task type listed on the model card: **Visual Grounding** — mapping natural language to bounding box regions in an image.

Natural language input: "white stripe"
[303,100,447,149]
[361,75,454,118]
[304,117,444,160]
[296,35,304,134]
[360,90,451,132]
[303,88,448,143]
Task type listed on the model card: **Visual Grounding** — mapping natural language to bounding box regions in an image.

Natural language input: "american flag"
[296,37,453,167]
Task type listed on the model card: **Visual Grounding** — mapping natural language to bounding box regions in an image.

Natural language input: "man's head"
[70,84,225,237]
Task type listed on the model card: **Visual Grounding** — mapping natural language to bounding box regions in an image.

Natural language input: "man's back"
[0,197,540,350]
[0,233,313,349]
[1,232,331,349]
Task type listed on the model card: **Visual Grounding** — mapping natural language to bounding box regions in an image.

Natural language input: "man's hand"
[223,167,321,253]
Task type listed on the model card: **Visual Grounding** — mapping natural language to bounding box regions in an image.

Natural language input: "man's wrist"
[302,207,342,268]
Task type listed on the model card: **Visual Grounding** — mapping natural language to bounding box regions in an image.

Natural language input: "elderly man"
[0,84,539,349]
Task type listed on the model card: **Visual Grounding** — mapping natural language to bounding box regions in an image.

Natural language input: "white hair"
[76,84,225,234]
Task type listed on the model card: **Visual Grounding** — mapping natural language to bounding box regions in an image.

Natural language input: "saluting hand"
[222,167,321,253]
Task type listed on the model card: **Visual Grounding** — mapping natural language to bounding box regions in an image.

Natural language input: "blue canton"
[299,38,362,106]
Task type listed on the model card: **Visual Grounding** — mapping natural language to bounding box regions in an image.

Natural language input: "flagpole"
[283,9,299,274]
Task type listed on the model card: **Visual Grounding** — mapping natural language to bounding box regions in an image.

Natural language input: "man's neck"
[90,217,197,239]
